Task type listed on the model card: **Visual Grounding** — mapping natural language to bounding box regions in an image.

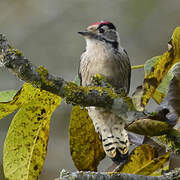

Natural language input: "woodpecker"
[78,21,131,164]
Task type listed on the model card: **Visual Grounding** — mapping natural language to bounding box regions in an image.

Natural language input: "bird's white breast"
[80,39,119,86]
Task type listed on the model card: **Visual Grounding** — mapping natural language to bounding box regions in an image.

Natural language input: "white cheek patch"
[87,25,98,32]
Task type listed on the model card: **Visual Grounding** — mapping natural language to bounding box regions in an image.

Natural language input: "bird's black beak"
[78,31,88,36]
[78,31,94,38]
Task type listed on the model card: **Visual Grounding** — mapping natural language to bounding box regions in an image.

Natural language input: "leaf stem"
[131,64,144,70]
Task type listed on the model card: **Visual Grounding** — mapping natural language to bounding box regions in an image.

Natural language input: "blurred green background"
[0,0,179,179]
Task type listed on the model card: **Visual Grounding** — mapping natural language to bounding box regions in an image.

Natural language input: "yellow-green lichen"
[8,48,23,57]
[36,66,54,87]
[122,96,136,111]
[158,129,180,155]
[158,135,172,148]
[63,80,118,105]
[63,74,132,108]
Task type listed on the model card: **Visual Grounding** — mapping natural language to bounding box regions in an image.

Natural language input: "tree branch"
[57,169,180,180]
[0,34,126,109]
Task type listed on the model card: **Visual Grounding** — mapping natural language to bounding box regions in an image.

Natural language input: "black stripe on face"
[102,38,118,49]
[98,23,116,30]
[108,40,118,49]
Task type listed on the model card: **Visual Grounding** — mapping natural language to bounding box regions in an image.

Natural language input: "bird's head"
[78,21,120,49]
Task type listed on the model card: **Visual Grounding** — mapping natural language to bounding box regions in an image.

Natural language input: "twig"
[131,64,144,70]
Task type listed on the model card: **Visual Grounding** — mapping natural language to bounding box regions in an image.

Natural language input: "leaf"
[73,74,81,86]
[0,90,18,102]
[0,163,5,180]
[69,106,105,171]
[120,144,170,175]
[165,62,180,116]
[0,90,21,120]
[120,144,156,174]
[135,152,170,175]
[3,83,61,180]
[144,56,174,104]
[150,165,169,176]
[126,119,172,136]
[164,129,180,155]
[152,90,166,105]
[141,27,180,109]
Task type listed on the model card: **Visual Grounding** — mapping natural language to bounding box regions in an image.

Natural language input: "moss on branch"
[0,34,135,111]
[57,169,180,180]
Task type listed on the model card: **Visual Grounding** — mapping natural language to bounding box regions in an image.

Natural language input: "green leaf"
[3,83,61,180]
[0,90,18,102]
[73,75,81,86]
[127,118,172,136]
[0,90,20,120]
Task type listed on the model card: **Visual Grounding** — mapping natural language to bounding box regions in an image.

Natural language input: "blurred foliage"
[125,0,159,29]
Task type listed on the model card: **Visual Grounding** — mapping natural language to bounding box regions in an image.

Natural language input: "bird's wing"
[115,49,131,94]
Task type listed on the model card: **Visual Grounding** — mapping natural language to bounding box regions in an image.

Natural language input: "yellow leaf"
[120,144,156,174]
[144,56,174,105]
[69,106,105,171]
[135,152,170,175]
[120,144,170,175]
[3,83,61,180]
[141,27,180,109]
[150,164,169,176]
[152,90,166,104]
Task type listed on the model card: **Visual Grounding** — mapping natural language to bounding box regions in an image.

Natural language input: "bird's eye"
[99,28,105,33]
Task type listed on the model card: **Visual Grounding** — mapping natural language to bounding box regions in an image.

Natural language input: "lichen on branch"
[0,33,135,113]
[58,168,180,180]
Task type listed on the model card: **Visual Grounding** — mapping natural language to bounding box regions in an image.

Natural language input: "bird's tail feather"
[87,107,129,164]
